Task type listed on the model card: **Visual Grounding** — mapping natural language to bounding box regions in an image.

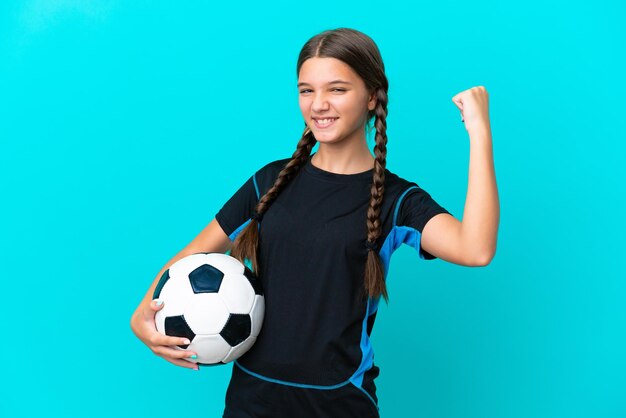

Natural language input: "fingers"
[149,330,191,348]
[153,344,197,360]
[140,299,199,370]
[451,96,463,110]
[142,299,163,321]
[158,354,199,370]
[141,300,193,347]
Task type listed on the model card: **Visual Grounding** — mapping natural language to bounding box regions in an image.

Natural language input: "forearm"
[461,127,500,264]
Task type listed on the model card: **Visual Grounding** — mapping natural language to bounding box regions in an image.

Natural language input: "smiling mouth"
[313,118,338,129]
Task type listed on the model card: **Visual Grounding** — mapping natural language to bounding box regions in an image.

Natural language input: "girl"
[130,27,499,418]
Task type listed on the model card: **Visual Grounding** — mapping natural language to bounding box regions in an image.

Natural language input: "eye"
[298,88,347,94]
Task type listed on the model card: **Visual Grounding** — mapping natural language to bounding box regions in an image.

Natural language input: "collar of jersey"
[303,153,375,183]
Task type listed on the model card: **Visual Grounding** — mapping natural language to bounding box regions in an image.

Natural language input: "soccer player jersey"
[215,152,451,418]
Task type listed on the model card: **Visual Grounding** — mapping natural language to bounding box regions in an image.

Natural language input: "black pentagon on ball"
[243,266,263,296]
[220,313,251,346]
[189,263,224,293]
[152,269,170,299]
[164,315,196,349]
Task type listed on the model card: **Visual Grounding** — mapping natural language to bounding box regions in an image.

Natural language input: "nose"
[312,92,330,113]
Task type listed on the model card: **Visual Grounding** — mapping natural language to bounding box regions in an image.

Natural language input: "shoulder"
[256,156,292,174]
[383,167,420,202]
[254,156,292,179]
[252,156,293,195]
[383,167,448,226]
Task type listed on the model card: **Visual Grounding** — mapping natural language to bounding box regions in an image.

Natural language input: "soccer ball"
[152,252,264,366]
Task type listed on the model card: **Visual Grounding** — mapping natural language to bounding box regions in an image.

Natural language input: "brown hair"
[230,27,390,303]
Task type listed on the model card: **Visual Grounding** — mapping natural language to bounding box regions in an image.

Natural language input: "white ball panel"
[158,275,192,314]
[249,295,265,337]
[222,336,256,363]
[184,293,230,335]
[204,253,245,275]
[219,273,255,314]
[168,253,211,278]
[192,334,232,364]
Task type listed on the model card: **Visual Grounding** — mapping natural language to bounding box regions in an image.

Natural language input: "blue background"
[1,1,624,417]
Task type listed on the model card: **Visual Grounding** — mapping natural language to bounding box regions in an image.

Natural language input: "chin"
[312,133,344,143]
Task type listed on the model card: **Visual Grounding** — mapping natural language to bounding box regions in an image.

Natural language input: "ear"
[367,90,377,111]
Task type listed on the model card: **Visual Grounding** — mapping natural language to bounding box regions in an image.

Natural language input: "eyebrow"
[297,80,353,87]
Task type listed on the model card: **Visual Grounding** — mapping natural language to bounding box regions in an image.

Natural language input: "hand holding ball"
[152,252,265,366]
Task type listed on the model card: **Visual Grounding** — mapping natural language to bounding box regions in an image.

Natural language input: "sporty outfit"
[215,153,450,418]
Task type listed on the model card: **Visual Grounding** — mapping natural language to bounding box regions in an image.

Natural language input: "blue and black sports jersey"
[216,153,451,418]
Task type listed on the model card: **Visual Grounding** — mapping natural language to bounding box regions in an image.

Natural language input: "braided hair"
[230,28,391,303]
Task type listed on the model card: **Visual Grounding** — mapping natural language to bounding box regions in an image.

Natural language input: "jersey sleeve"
[215,174,260,241]
[396,185,451,260]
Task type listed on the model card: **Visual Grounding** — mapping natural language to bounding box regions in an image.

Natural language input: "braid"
[230,126,317,274]
[363,88,389,303]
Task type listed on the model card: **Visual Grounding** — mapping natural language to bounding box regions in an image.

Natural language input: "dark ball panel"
[220,314,251,346]
[243,266,263,296]
[164,315,196,349]
[189,264,224,294]
[152,269,170,299]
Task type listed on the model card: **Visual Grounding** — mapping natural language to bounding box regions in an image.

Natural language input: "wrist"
[468,124,492,140]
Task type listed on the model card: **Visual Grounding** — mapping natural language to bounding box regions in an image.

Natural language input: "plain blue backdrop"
[1,1,624,417]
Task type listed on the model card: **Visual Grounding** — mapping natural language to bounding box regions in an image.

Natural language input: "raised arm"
[420,87,499,267]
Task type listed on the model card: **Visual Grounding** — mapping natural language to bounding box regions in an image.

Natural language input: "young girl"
[130,27,498,418]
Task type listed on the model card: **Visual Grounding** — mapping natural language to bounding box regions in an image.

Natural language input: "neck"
[311,140,375,175]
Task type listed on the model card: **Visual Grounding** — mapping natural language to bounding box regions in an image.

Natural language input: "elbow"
[473,248,496,267]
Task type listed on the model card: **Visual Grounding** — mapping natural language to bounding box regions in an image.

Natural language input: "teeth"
[317,118,336,125]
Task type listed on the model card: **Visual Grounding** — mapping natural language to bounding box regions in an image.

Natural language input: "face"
[297,57,376,145]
